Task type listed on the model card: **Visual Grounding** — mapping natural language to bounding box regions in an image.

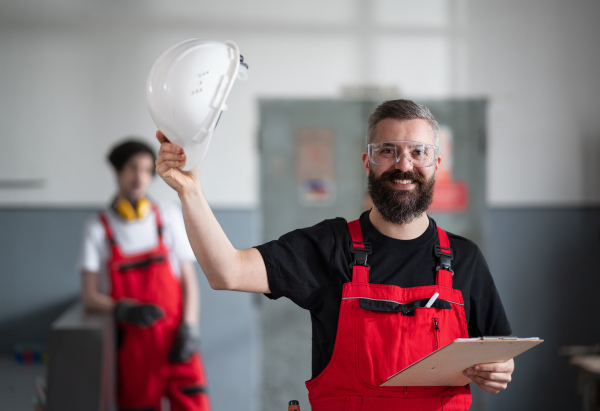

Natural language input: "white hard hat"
[146,39,248,171]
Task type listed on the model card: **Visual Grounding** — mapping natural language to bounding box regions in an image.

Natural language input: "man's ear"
[362,152,370,176]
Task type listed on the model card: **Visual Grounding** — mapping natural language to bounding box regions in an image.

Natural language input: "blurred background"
[1,0,600,410]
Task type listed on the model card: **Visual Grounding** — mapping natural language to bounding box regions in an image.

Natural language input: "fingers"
[156,138,186,171]
[157,140,184,157]
[149,304,165,320]
[154,129,200,193]
[464,359,514,394]
[156,130,184,157]
[157,156,186,169]
[468,373,511,394]
[464,367,512,383]
[156,129,169,143]
[472,359,514,373]
[140,305,164,327]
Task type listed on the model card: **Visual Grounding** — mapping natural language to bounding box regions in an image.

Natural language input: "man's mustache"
[378,170,426,184]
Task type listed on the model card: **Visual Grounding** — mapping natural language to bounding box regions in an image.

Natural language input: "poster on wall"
[296,128,336,206]
[429,125,469,212]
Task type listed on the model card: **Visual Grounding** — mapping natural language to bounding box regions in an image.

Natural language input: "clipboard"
[380,337,543,387]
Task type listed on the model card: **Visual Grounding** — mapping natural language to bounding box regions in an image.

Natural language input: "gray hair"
[366,99,440,146]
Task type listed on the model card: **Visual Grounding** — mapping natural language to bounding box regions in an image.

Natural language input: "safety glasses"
[367,140,439,168]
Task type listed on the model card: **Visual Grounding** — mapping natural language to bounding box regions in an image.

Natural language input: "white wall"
[466,1,600,206]
[1,0,599,208]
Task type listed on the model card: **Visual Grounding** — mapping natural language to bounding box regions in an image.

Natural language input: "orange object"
[288,400,300,411]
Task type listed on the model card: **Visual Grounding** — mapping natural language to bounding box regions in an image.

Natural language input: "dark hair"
[366,99,440,145]
[107,139,156,175]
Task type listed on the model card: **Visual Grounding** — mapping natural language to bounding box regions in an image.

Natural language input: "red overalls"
[305,219,471,410]
[99,206,211,411]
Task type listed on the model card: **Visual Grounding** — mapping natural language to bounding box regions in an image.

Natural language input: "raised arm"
[155,131,270,293]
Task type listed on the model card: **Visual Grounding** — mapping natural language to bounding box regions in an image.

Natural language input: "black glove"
[114,301,164,327]
[169,324,200,363]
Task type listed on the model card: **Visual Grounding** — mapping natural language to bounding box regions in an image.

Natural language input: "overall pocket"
[355,298,451,386]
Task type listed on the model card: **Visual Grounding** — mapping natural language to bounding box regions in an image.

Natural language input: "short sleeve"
[78,216,106,274]
[255,219,345,310]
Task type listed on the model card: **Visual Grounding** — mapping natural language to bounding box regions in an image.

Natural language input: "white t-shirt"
[78,201,196,295]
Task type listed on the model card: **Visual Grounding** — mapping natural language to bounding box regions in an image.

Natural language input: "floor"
[0,356,46,411]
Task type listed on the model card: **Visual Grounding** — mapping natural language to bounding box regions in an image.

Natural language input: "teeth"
[393,179,413,184]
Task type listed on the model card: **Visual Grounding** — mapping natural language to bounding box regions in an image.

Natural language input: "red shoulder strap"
[98,212,115,245]
[348,220,454,287]
[435,226,453,287]
[152,203,164,240]
[347,219,370,283]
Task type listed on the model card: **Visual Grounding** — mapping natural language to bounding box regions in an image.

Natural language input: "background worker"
[155,99,514,410]
[78,139,210,411]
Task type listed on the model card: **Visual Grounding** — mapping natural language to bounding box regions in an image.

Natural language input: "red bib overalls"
[305,219,471,410]
[99,206,211,411]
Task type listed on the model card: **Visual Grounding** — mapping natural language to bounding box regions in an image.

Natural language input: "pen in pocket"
[425,292,440,308]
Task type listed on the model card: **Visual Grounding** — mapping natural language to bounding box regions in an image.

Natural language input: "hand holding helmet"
[155,131,199,195]
[147,38,248,172]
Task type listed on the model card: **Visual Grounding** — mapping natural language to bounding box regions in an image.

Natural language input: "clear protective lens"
[368,141,438,167]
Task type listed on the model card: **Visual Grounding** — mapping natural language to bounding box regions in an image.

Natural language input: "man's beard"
[368,168,436,225]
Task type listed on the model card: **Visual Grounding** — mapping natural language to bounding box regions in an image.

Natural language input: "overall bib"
[306,219,471,410]
[99,206,210,411]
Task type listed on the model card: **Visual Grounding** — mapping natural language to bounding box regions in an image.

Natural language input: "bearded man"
[154,99,514,411]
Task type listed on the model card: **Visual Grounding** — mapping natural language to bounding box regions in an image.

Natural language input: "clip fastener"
[349,241,372,269]
[434,245,454,274]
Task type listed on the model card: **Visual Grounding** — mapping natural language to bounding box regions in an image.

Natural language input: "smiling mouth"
[392,179,414,185]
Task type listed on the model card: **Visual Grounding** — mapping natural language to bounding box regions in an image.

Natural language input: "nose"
[395,153,413,171]
[136,168,148,180]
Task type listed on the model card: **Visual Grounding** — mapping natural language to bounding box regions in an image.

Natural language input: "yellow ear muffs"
[114,197,151,221]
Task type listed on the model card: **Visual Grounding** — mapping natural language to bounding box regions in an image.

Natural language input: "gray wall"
[485,208,600,411]
[2,206,600,410]
[0,208,90,350]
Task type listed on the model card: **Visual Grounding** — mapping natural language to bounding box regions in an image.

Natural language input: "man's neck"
[368,208,430,240]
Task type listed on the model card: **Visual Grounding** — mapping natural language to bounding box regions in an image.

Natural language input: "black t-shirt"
[256,211,512,378]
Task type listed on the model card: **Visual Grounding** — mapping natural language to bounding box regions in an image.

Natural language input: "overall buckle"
[349,241,372,269]
[434,245,454,274]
